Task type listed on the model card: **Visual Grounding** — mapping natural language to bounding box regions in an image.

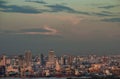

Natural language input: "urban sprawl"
[0,50,120,79]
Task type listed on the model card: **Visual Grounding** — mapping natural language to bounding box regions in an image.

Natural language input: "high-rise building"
[48,49,55,63]
[0,55,6,66]
[40,53,45,65]
[18,55,25,67]
[68,55,73,65]
[25,50,32,66]
[46,49,56,68]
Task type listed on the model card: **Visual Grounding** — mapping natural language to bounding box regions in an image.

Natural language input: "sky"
[0,0,120,56]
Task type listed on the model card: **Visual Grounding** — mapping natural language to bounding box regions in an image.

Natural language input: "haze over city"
[0,0,120,55]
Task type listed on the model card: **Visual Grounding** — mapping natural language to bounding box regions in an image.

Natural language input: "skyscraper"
[46,49,56,68]
[0,55,6,66]
[25,50,32,66]
[18,55,25,67]
[40,53,45,66]
[48,49,55,63]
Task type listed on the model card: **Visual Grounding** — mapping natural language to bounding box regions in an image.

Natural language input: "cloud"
[0,25,59,36]
[25,0,47,4]
[0,1,80,14]
[93,12,113,16]
[78,11,113,16]
[0,5,41,14]
[45,4,79,13]
[20,28,51,33]
[55,15,83,25]
[45,4,92,16]
[98,5,120,9]
[45,4,114,16]
[0,0,42,14]
[45,4,117,16]
[101,18,120,22]
[0,1,6,5]
[0,0,116,17]
[0,2,80,14]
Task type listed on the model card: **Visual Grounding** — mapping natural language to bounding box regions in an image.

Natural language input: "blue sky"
[0,0,120,55]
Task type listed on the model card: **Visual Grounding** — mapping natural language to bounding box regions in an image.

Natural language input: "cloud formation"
[98,5,120,9]
[0,0,115,17]
[101,18,120,22]
[93,12,113,16]
[0,0,41,14]
[0,25,59,36]
[45,4,114,16]
[45,4,79,13]
[3,5,41,14]
[0,1,6,5]
[1,0,118,15]
[0,1,80,14]
[55,15,82,25]
[25,0,47,4]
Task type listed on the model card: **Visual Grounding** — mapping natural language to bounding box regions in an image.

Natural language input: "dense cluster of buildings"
[0,50,120,78]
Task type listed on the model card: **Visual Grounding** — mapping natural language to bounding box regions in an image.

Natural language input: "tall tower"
[48,49,55,63]
[25,50,32,66]
[46,49,56,68]
[40,53,45,65]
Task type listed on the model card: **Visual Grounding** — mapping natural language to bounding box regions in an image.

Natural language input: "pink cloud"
[55,15,83,25]
[37,14,83,25]
[16,25,59,35]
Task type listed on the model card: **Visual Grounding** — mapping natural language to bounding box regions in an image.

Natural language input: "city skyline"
[0,51,120,78]
[0,0,120,55]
